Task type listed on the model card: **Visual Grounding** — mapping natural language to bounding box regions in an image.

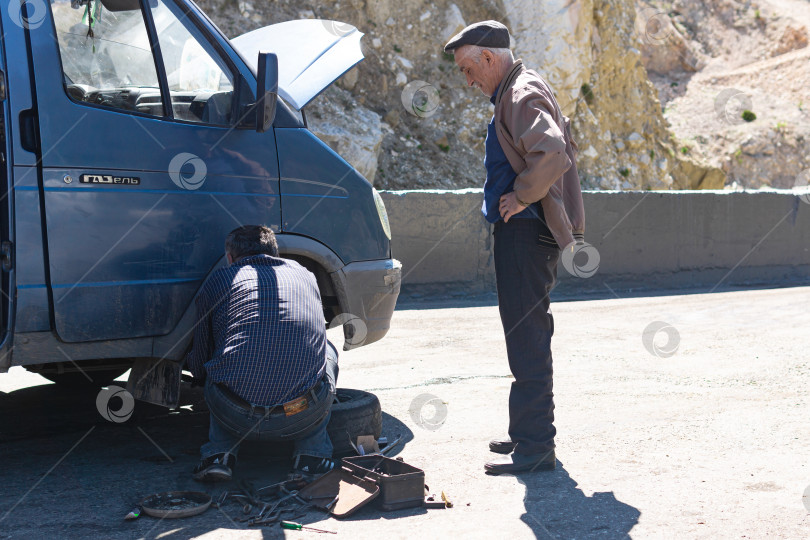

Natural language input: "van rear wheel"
[25,360,132,387]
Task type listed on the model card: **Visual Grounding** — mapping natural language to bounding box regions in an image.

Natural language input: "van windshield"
[54,1,159,89]
[53,0,161,114]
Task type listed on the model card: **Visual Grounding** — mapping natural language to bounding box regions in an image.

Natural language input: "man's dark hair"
[225,225,279,260]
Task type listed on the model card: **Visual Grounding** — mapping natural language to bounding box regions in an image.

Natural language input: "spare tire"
[327,388,382,456]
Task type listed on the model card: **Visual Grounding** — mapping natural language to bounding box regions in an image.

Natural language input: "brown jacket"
[493,60,585,247]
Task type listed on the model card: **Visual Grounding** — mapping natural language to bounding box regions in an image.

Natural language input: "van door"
[0,39,12,358]
[26,0,279,343]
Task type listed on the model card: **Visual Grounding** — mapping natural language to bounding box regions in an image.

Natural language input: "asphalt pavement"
[1,286,808,539]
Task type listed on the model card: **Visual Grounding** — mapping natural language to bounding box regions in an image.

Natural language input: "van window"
[53,0,163,116]
[149,0,235,125]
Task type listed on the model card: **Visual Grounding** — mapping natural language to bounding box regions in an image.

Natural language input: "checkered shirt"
[185,254,326,407]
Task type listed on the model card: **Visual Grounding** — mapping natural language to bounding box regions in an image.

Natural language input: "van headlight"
[372,188,392,240]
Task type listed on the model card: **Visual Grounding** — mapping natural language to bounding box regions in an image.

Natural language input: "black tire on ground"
[327,388,382,456]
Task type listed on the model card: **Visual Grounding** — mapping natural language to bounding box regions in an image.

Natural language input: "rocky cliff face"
[198,0,808,192]
[640,0,810,190]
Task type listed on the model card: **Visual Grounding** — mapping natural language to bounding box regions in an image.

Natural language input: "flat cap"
[444,20,511,52]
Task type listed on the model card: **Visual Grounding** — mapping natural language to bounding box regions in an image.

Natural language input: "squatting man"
[185,225,339,481]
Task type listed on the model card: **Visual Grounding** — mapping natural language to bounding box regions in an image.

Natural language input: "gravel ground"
[0,286,808,539]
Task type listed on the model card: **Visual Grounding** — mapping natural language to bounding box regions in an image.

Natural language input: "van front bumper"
[330,259,402,350]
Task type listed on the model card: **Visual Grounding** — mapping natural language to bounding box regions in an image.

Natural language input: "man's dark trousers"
[494,218,559,456]
[202,343,339,460]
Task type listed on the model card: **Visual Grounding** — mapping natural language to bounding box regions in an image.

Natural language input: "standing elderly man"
[186,225,339,482]
[444,21,585,474]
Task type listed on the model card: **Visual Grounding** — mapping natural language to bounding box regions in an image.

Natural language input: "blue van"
[0,0,401,393]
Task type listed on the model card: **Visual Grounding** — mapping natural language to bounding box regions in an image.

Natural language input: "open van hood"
[231,20,364,110]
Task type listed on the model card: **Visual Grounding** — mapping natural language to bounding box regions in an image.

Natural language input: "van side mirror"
[256,52,278,133]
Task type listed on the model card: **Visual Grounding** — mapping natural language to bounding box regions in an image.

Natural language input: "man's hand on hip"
[499,192,528,223]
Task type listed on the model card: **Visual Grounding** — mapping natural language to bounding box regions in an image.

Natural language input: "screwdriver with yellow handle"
[280,520,337,534]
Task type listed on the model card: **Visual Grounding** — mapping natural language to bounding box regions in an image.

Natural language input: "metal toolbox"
[342,455,425,511]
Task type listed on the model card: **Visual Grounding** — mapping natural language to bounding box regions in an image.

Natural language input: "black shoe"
[292,454,335,477]
[193,453,235,482]
[489,438,516,454]
[484,449,556,475]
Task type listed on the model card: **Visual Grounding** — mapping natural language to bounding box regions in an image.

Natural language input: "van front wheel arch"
[282,254,342,324]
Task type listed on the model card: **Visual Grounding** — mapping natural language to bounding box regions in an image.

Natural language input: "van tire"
[327,388,382,456]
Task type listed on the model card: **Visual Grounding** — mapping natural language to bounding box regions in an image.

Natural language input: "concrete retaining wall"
[379,189,810,295]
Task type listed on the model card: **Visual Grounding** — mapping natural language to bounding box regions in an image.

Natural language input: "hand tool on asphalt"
[237,480,261,505]
[281,484,315,508]
[249,506,282,526]
[441,491,453,508]
[324,495,339,512]
[249,502,309,526]
[258,481,289,494]
[214,491,230,508]
[424,493,445,509]
[346,431,361,455]
[258,475,307,494]
[280,520,337,534]
[124,507,141,520]
[379,435,403,456]
[263,489,300,517]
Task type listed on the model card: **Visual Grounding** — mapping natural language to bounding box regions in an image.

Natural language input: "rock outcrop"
[640,0,810,190]
[307,86,383,183]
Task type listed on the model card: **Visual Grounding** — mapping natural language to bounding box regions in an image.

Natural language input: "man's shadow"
[515,461,639,538]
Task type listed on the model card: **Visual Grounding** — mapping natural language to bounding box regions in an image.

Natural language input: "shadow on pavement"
[0,380,207,442]
[517,462,639,538]
[0,380,418,538]
[377,411,414,458]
